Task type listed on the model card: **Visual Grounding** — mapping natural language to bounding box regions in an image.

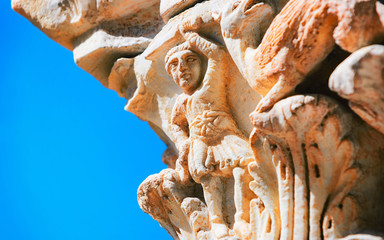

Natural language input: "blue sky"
[1,2,171,240]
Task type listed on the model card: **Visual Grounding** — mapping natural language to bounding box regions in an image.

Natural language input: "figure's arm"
[170,96,189,151]
[170,97,192,184]
[184,32,225,59]
[179,16,225,59]
[169,96,192,184]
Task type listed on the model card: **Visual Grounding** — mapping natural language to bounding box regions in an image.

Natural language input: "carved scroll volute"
[249,95,384,240]
[330,45,384,135]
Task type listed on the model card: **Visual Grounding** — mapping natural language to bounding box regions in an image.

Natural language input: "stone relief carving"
[249,95,384,240]
[222,0,384,114]
[330,44,384,135]
[167,27,256,238]
[12,0,384,239]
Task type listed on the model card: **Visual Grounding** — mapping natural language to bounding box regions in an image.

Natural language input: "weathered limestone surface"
[12,0,164,86]
[13,0,384,239]
[330,45,384,135]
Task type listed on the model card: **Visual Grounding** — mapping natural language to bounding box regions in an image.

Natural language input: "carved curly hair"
[164,42,194,74]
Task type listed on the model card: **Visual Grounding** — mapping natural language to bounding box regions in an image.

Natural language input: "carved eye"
[232,1,241,11]
[170,60,178,68]
[187,57,196,62]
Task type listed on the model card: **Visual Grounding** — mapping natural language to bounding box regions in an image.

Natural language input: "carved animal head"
[221,0,275,39]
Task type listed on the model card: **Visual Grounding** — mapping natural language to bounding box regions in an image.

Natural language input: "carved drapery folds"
[12,0,384,239]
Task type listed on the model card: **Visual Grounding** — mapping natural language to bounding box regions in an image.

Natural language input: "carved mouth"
[181,72,192,80]
[244,0,262,13]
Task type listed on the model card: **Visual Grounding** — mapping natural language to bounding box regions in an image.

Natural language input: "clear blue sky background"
[1,2,171,240]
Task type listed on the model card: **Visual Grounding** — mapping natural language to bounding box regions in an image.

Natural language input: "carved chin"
[180,80,192,89]
[180,82,190,88]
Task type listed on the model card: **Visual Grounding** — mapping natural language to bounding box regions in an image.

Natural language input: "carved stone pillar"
[13,0,384,239]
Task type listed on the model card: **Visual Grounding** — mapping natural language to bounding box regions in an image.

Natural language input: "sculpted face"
[167,50,202,95]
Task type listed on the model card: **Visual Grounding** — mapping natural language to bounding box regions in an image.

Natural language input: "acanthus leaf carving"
[12,0,384,239]
[249,95,384,240]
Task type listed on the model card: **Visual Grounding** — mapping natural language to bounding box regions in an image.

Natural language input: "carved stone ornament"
[13,0,384,239]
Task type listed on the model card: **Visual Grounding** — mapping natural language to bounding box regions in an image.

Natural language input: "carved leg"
[233,167,254,239]
[201,176,230,239]
[181,197,211,240]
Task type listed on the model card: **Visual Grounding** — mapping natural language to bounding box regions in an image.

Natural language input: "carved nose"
[178,61,187,71]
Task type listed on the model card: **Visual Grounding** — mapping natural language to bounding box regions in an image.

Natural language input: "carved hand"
[184,31,225,59]
[179,16,204,35]
[179,13,220,35]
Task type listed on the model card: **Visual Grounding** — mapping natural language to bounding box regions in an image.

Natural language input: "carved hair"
[165,42,194,73]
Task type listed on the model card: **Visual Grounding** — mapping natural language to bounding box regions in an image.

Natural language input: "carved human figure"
[221,0,384,113]
[166,30,255,239]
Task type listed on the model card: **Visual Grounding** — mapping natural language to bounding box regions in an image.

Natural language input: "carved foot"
[254,78,298,113]
[211,223,230,239]
[255,96,274,113]
[233,219,251,240]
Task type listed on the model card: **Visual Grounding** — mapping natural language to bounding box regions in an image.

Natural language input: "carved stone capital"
[250,95,384,240]
[12,0,384,239]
